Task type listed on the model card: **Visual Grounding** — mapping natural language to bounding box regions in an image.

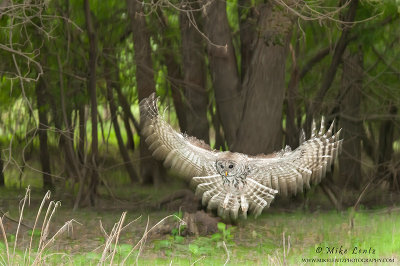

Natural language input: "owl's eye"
[229,164,234,169]
[220,165,224,169]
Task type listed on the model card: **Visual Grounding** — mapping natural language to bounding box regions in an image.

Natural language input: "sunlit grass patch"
[253,210,400,265]
[0,187,399,265]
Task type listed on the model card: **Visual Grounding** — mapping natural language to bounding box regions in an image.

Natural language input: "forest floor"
[1,182,400,265]
[0,147,399,265]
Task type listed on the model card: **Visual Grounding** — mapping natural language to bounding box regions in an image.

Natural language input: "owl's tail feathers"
[212,192,242,221]
[192,176,247,220]
[219,194,241,221]
[193,175,279,220]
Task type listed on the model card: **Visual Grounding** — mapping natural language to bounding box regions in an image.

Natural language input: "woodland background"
[0,0,400,264]
[0,0,400,223]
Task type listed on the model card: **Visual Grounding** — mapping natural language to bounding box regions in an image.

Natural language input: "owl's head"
[215,152,248,179]
[215,159,239,177]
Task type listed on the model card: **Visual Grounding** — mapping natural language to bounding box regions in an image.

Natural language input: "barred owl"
[140,94,342,220]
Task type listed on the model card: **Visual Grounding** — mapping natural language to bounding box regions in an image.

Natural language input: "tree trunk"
[111,56,141,135]
[203,0,242,146]
[286,42,300,148]
[98,111,106,146]
[170,81,187,134]
[123,113,135,151]
[238,0,256,81]
[377,105,397,184]
[210,103,225,150]
[35,78,54,191]
[84,0,99,205]
[0,142,4,186]
[48,66,85,208]
[78,103,86,164]
[157,10,187,132]
[232,4,292,155]
[180,8,209,143]
[58,78,86,209]
[126,0,162,185]
[339,49,363,190]
[105,65,139,182]
[114,80,141,135]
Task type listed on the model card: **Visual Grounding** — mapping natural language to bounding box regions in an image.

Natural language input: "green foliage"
[8,234,15,243]
[1,200,399,265]
[0,3,399,266]
[27,229,41,237]
[0,240,5,254]
[226,0,239,33]
[153,210,187,253]
[72,252,102,264]
[188,243,200,255]
[154,238,173,250]
[112,243,133,256]
[214,222,235,243]
[0,0,399,197]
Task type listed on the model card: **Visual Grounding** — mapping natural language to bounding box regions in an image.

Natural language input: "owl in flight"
[140,94,342,220]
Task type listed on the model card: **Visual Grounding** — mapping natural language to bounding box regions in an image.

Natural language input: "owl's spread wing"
[248,118,342,197]
[141,93,342,220]
[139,93,218,178]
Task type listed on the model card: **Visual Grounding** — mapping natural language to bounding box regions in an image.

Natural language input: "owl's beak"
[225,171,228,176]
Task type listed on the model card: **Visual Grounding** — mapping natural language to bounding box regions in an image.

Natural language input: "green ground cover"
[0,186,399,265]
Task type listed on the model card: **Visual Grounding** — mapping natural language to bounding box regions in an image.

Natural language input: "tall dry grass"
[0,186,187,265]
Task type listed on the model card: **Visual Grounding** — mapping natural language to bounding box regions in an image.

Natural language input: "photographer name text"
[315,246,375,255]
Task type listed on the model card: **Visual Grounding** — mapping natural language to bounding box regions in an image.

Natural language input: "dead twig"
[222,241,230,266]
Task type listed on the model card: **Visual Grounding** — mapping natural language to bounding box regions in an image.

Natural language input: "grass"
[0,146,398,265]
[0,185,399,265]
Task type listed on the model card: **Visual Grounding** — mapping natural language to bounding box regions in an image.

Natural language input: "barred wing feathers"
[140,93,342,220]
[139,94,218,179]
[248,118,342,197]
[192,172,278,219]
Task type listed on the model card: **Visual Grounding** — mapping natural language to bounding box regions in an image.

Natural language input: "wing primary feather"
[152,145,169,160]
[170,155,180,169]
[299,129,306,145]
[319,116,325,136]
[335,128,343,141]
[148,140,162,152]
[140,93,217,179]
[142,125,154,137]
[311,120,317,138]
[163,150,177,168]
[145,133,158,144]
[141,94,345,221]
[326,119,335,137]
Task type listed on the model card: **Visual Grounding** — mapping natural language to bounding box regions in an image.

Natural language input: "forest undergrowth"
[0,184,399,265]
